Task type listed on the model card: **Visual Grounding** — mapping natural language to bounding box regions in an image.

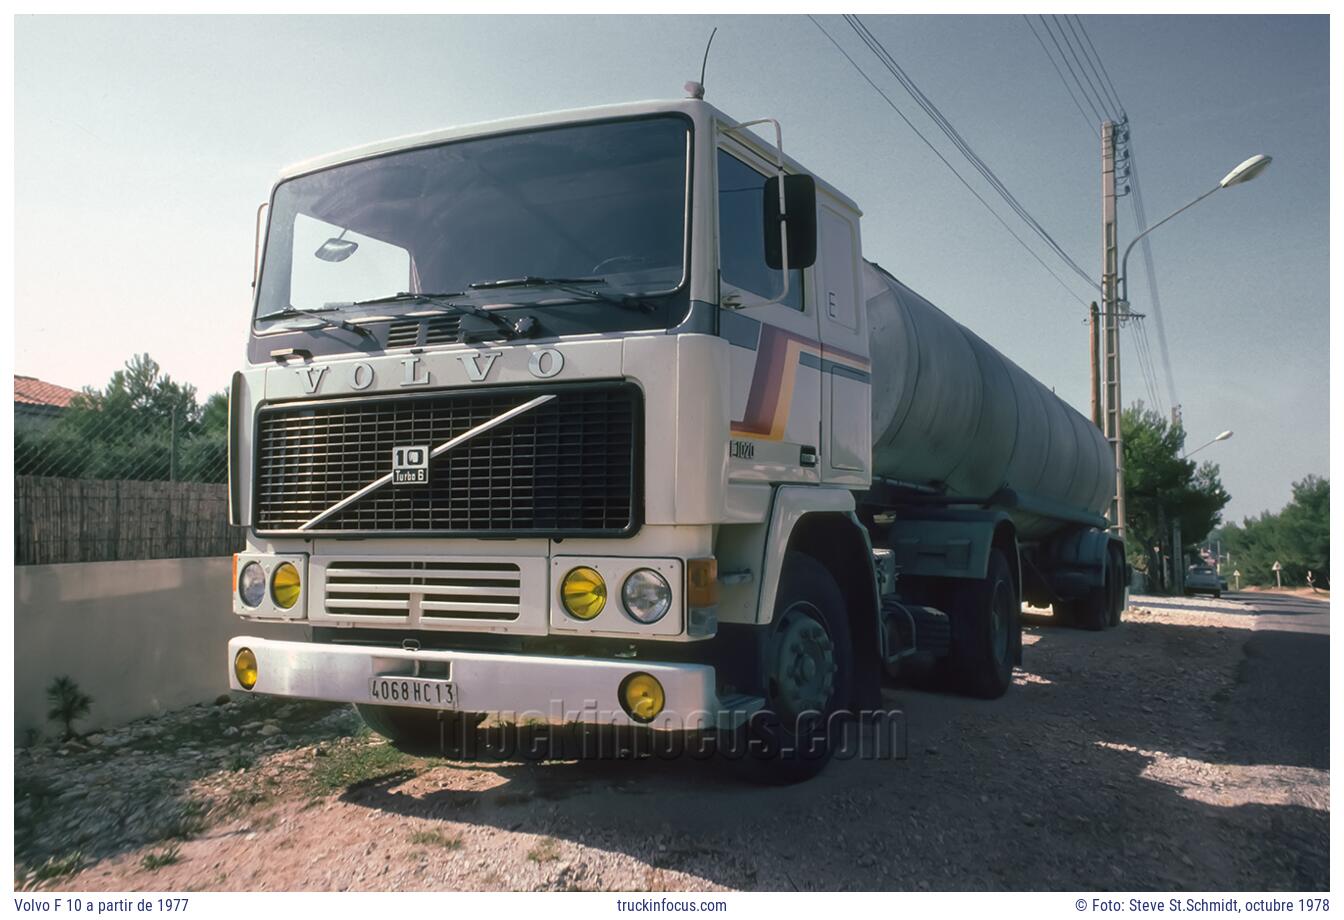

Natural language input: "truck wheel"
[1107,548,1125,628]
[354,704,483,758]
[946,549,1018,698]
[735,551,853,785]
[1060,587,1108,631]
[1051,601,1075,628]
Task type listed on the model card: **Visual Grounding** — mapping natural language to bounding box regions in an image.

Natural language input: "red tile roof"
[14,375,79,409]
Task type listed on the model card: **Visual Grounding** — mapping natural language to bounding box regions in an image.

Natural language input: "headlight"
[620,672,665,723]
[238,562,266,608]
[271,562,301,609]
[234,647,258,690]
[561,566,606,620]
[621,569,672,624]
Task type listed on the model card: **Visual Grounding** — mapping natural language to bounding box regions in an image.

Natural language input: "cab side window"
[717,149,803,310]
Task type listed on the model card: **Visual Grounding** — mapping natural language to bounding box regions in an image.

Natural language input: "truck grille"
[323,560,521,621]
[254,381,640,535]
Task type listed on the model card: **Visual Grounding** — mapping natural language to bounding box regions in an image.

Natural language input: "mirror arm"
[720,118,792,308]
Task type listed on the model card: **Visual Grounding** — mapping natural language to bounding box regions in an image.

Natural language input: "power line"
[807,16,1093,308]
[1073,16,1127,118]
[1126,149,1180,412]
[842,15,1099,294]
[1039,15,1105,125]
[1130,317,1165,415]
[1022,15,1098,137]
[1063,15,1122,121]
[1051,15,1116,122]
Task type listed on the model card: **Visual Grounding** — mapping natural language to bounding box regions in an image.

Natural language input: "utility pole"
[1101,120,1125,538]
[1172,519,1183,594]
[1089,302,1101,428]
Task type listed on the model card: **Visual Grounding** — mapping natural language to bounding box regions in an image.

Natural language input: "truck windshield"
[255,115,691,331]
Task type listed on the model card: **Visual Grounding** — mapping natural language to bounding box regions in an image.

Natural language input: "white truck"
[228,97,1126,782]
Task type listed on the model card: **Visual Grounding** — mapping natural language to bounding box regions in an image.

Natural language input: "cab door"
[716,142,822,485]
[815,202,872,486]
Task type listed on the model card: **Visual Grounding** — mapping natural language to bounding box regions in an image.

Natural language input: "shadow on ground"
[329,615,1329,890]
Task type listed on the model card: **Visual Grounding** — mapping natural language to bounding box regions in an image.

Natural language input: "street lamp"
[1185,429,1234,459]
[1119,154,1272,308]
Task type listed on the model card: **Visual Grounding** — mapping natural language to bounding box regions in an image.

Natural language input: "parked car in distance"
[1219,575,1229,592]
[1186,565,1222,598]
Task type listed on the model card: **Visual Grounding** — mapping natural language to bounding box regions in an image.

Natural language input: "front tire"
[734,552,853,785]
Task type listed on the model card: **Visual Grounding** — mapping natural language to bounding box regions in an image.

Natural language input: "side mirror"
[764,174,817,271]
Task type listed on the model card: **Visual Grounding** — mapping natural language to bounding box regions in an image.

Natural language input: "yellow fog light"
[561,566,606,620]
[234,647,258,690]
[620,672,665,724]
[271,562,301,609]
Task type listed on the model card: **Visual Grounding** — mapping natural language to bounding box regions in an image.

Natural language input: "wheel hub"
[770,604,837,722]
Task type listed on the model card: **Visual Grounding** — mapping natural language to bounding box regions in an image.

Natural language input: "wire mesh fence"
[14,397,227,484]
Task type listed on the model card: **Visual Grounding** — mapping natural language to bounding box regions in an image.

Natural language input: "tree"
[1221,476,1329,588]
[14,354,228,483]
[1122,403,1231,591]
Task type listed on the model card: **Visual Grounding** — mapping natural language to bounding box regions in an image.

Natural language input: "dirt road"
[15,595,1329,891]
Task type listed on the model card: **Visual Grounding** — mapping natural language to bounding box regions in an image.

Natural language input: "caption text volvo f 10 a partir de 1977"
[227,98,1125,783]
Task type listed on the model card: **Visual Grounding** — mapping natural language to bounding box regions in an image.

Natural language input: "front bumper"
[228,636,746,731]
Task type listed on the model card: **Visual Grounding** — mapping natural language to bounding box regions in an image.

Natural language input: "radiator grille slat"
[254,382,639,534]
[322,559,523,621]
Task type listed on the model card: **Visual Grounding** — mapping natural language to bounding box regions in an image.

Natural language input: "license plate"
[368,676,457,708]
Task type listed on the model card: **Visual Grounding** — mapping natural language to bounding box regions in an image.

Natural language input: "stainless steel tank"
[864,262,1113,539]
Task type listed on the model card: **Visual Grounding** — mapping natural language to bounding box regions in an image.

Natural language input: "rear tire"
[734,552,853,785]
[946,549,1018,698]
[1107,547,1125,628]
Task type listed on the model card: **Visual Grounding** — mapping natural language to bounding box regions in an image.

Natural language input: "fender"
[755,485,865,625]
[886,508,1014,581]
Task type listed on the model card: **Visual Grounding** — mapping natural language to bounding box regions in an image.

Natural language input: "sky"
[13,14,1330,524]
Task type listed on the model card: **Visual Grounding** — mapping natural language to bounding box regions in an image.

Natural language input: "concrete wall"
[14,557,297,744]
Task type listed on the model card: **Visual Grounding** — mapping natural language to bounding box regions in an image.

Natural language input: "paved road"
[1129,590,1329,629]
[1132,591,1329,766]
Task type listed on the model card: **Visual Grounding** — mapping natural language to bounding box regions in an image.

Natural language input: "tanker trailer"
[859,261,1127,677]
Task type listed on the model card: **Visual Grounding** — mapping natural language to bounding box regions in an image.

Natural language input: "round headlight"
[561,566,606,620]
[622,569,672,624]
[271,562,301,609]
[234,647,258,690]
[620,672,666,723]
[238,562,266,608]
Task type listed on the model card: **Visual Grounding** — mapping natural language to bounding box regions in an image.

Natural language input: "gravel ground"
[15,597,1329,891]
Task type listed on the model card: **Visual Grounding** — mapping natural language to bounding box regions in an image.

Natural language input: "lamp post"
[1119,155,1273,310]
[1185,429,1234,459]
[1105,151,1270,565]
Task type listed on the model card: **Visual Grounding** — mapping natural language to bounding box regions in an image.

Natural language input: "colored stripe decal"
[727,320,871,441]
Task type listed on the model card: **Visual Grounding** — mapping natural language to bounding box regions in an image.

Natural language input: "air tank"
[864,261,1114,539]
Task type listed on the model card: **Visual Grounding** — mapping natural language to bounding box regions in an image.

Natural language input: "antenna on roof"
[684,27,718,100]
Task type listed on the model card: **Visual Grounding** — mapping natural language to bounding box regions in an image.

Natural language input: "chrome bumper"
[228,636,744,731]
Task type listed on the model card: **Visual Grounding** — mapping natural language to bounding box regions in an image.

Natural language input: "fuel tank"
[864,261,1113,539]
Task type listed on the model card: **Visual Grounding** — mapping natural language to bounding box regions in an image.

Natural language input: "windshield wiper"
[468,276,656,314]
[350,292,526,340]
[256,305,372,337]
